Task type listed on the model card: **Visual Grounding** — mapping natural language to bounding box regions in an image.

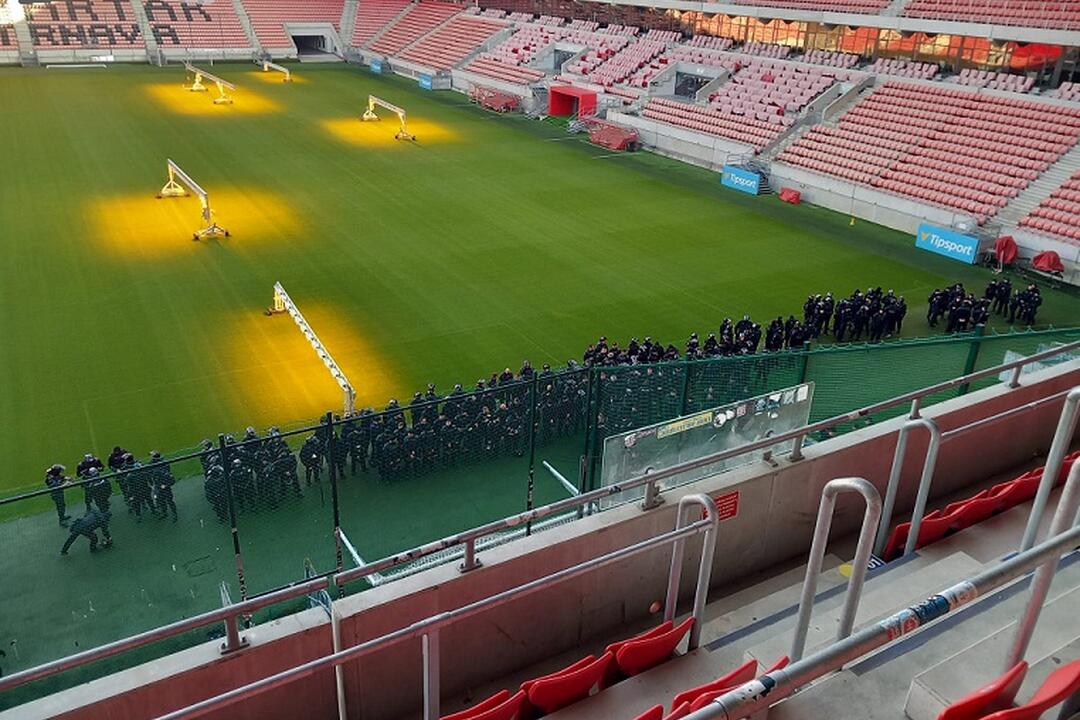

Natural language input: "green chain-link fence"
[1,326,1077,708]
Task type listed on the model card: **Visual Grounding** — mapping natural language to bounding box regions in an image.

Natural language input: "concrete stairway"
[905,588,1080,719]
[997,142,1080,227]
[361,2,415,52]
[230,0,262,53]
[438,474,1077,720]
[339,0,359,50]
[125,0,158,59]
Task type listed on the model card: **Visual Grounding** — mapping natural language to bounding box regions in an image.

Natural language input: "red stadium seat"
[632,706,664,720]
[664,703,692,720]
[936,661,1028,720]
[605,622,674,657]
[981,659,1080,719]
[614,618,695,677]
[524,652,613,713]
[520,655,596,694]
[466,690,530,720]
[670,658,758,709]
[442,690,512,720]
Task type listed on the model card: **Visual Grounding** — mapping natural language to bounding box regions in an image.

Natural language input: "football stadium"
[2,0,1080,718]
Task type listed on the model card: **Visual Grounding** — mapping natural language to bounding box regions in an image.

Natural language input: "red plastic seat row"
[445,620,694,720]
[882,450,1080,561]
[938,658,1080,720]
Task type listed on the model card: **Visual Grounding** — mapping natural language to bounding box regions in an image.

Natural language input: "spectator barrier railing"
[790,477,882,662]
[878,385,1079,559]
[684,461,1080,720]
[111,494,721,720]
[0,330,1075,708]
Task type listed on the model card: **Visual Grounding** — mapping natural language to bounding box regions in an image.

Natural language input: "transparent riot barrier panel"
[598,383,814,508]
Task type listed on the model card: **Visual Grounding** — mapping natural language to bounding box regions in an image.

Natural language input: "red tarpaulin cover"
[1032,250,1065,273]
[995,235,1018,266]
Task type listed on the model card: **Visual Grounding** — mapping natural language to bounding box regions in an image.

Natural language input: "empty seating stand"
[0,1,16,52]
[778,81,1080,224]
[802,49,861,69]
[400,14,502,70]
[955,68,1035,94]
[243,0,344,49]
[731,0,889,10]
[352,0,412,47]
[464,56,544,85]
[1019,170,1080,246]
[643,97,783,152]
[868,57,939,79]
[144,0,251,50]
[371,1,461,57]
[24,0,142,49]
[903,0,1080,30]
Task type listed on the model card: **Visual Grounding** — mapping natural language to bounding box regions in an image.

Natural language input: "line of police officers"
[46,447,177,555]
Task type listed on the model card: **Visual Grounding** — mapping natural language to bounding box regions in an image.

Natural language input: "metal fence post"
[525,376,538,537]
[326,412,343,574]
[791,478,882,661]
[902,419,944,557]
[422,629,441,720]
[220,433,247,602]
[957,324,985,396]
[1019,387,1080,551]
[679,359,693,416]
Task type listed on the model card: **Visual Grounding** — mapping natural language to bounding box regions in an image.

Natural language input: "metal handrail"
[1019,386,1080,551]
[1007,460,1080,669]
[875,417,940,557]
[684,524,1080,720]
[876,388,1076,558]
[0,575,330,693]
[156,494,721,720]
[790,478,882,662]
[2,343,1076,696]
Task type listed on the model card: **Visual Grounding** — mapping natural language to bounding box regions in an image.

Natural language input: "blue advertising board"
[369,59,382,74]
[720,165,761,196]
[418,74,433,90]
[915,223,980,264]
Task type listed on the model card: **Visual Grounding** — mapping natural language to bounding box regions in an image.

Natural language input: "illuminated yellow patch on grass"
[90,188,299,259]
[244,70,309,85]
[223,304,400,425]
[320,117,460,147]
[144,82,281,115]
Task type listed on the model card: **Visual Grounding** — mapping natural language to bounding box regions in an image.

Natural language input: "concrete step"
[766,551,1080,720]
[905,578,1080,720]
[744,552,983,667]
[702,549,961,670]
[698,555,845,645]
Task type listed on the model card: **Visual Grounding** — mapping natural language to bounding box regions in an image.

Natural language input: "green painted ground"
[1,63,1078,705]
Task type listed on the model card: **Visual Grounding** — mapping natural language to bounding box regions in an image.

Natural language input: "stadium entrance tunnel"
[319,117,460,147]
[89,189,300,259]
[291,34,335,58]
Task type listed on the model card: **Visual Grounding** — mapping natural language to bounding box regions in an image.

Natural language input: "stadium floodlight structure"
[258,59,293,82]
[156,159,230,241]
[360,95,416,141]
[271,282,356,416]
[184,61,235,104]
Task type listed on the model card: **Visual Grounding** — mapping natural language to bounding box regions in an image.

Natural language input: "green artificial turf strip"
[1,63,1079,697]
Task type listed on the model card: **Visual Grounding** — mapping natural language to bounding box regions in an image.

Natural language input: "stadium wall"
[607,110,755,171]
[769,161,972,234]
[14,360,1080,720]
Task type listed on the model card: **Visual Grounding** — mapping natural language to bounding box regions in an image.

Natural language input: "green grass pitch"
[2,62,1075,498]
[0,63,1078,700]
